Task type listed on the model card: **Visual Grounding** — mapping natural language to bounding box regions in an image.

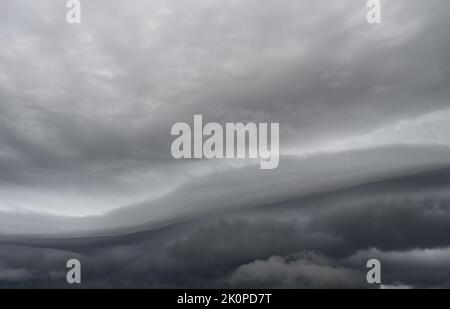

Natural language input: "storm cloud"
[1,0,450,288]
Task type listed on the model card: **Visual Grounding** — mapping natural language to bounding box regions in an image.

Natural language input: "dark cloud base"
[2,167,450,288]
[1,0,450,289]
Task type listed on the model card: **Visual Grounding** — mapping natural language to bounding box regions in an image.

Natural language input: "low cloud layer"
[1,168,450,288]
[1,0,450,288]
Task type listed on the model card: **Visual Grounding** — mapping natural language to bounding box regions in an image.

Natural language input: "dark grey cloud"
[1,167,450,288]
[0,0,450,216]
[309,197,450,254]
[0,145,449,236]
[1,0,450,288]
[229,252,365,289]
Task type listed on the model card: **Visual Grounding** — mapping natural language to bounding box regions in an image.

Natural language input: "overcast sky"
[1,0,450,288]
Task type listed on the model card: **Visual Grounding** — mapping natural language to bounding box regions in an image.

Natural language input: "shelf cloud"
[1,0,450,288]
